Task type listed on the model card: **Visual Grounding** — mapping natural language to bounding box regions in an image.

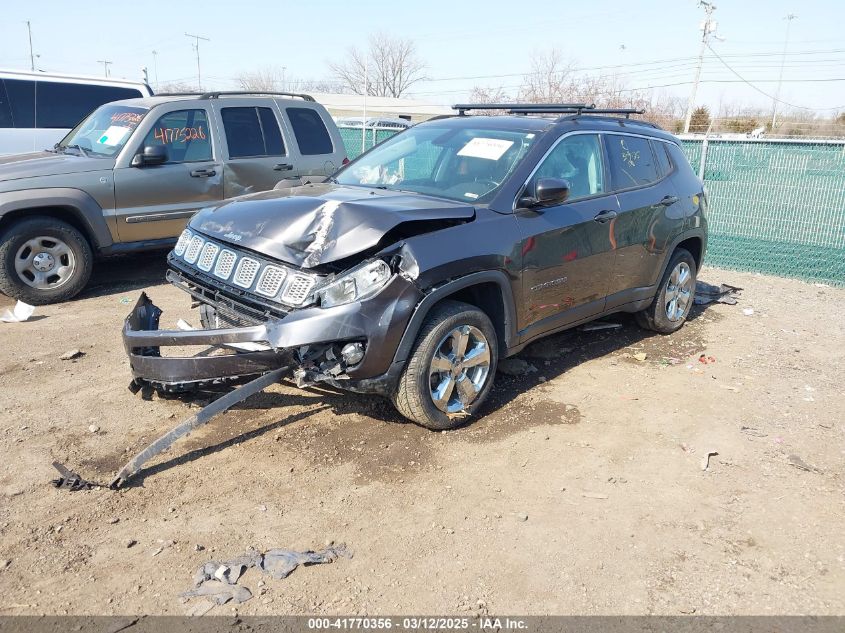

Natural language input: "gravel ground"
[0,255,843,616]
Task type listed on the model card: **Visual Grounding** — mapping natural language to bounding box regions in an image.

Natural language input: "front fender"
[0,188,112,248]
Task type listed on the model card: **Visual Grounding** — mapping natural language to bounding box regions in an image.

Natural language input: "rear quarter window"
[286,107,333,155]
[652,140,673,177]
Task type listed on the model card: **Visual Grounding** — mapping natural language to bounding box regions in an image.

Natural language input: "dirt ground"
[0,254,843,616]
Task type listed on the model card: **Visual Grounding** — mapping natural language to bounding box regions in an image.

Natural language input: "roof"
[310,92,452,118]
[0,68,149,91]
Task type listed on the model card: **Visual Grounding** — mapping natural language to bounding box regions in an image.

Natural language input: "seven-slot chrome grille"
[173,229,318,306]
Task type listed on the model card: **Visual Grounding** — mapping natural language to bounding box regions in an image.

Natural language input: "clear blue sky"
[1,0,844,115]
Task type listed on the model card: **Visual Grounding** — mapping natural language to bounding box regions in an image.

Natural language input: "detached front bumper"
[122,275,423,390]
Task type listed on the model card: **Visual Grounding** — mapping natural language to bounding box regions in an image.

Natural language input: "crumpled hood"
[0,151,113,183]
[189,184,476,268]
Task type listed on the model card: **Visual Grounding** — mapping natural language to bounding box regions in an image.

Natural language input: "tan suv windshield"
[58,104,149,158]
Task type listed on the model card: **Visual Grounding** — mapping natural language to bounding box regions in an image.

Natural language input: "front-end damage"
[123,263,425,396]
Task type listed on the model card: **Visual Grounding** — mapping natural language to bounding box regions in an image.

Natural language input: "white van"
[0,70,153,155]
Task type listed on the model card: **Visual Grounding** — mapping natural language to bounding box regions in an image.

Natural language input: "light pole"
[25,21,35,71]
[151,50,159,89]
[185,33,210,91]
[771,14,798,130]
[683,1,718,134]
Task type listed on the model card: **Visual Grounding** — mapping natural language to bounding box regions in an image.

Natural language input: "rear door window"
[3,79,36,128]
[286,107,333,155]
[221,106,285,158]
[605,134,659,190]
[142,109,212,163]
[35,82,143,129]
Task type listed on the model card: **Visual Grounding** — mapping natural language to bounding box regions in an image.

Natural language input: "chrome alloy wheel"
[429,325,492,414]
[14,236,77,289]
[664,261,693,321]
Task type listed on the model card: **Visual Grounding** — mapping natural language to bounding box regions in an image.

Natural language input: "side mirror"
[535,178,571,206]
[132,144,168,167]
[518,178,571,208]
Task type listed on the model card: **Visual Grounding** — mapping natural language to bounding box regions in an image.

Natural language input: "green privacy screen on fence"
[339,128,845,287]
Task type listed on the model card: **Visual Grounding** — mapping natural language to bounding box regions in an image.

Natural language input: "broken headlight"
[317,259,392,308]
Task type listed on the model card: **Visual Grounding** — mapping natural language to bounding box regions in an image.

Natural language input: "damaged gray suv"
[124,103,708,430]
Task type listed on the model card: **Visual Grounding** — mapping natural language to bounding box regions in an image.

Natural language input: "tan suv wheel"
[0,217,93,305]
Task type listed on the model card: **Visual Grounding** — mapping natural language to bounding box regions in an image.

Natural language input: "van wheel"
[392,300,498,430]
[635,248,697,334]
[0,217,94,305]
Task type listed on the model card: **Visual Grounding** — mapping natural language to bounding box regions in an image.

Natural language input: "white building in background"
[310,93,452,124]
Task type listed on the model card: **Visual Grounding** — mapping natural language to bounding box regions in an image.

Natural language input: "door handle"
[593,210,618,223]
[658,195,679,207]
[273,163,293,171]
[190,168,216,178]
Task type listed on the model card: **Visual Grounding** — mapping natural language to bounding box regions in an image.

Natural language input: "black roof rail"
[452,103,591,116]
[200,90,315,101]
[509,105,645,118]
[152,90,315,101]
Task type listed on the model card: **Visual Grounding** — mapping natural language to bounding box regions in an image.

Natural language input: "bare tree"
[156,80,198,93]
[236,67,284,92]
[519,50,577,103]
[330,33,425,97]
[466,86,512,115]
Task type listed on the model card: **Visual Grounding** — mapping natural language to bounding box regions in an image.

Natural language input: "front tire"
[392,300,498,430]
[0,217,94,305]
[635,248,697,334]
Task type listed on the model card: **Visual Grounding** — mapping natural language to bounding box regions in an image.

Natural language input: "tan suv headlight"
[317,260,391,308]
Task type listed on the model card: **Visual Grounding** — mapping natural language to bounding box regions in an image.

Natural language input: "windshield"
[57,104,149,158]
[334,125,537,203]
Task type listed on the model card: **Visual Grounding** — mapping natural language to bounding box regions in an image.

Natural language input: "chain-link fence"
[338,129,845,287]
[680,137,845,287]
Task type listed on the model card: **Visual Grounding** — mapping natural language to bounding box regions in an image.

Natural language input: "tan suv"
[0,91,347,304]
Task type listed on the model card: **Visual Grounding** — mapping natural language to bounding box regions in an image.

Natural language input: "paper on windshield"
[457,137,514,161]
[97,126,131,146]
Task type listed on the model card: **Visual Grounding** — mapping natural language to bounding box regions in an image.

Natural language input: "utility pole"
[281,66,287,92]
[97,60,112,77]
[151,50,159,89]
[683,1,718,134]
[771,13,798,131]
[142,67,149,85]
[185,33,210,91]
[25,21,35,71]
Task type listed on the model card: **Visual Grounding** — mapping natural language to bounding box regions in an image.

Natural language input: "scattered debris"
[59,349,85,361]
[89,424,100,434]
[0,301,35,323]
[516,513,528,522]
[698,354,716,364]
[125,539,137,548]
[580,321,622,331]
[195,544,205,552]
[181,580,252,605]
[497,358,537,376]
[632,352,648,362]
[182,544,352,606]
[693,281,742,306]
[700,450,719,471]
[740,426,767,438]
[787,454,821,473]
[50,462,101,491]
[582,492,609,499]
[742,308,755,316]
[107,517,119,524]
[119,297,132,305]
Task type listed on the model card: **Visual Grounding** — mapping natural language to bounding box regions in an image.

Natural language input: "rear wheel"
[0,217,93,305]
[392,300,498,430]
[635,248,696,334]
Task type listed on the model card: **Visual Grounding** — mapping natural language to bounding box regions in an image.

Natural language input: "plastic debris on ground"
[181,544,352,607]
[693,281,742,306]
[580,321,622,331]
[0,301,35,323]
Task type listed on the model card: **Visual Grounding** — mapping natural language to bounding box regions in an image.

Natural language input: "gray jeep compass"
[123,104,708,430]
